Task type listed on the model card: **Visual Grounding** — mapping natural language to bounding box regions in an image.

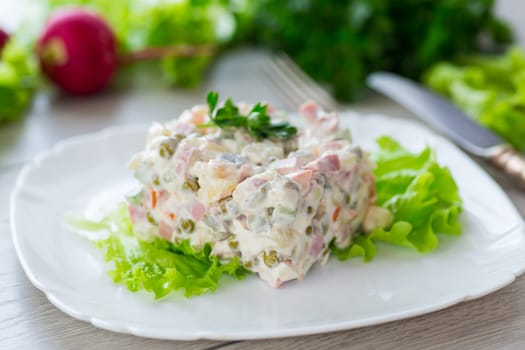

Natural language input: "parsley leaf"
[204,91,297,141]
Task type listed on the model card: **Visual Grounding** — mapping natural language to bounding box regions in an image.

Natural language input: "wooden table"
[3,2,525,348]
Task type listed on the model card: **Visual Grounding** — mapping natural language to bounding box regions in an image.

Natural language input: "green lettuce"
[424,46,525,150]
[66,203,250,298]
[332,136,462,261]
[0,39,38,123]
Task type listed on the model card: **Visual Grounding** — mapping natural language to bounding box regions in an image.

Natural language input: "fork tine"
[274,54,342,111]
[262,59,312,110]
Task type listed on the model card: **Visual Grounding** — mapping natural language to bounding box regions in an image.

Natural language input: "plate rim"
[10,115,525,341]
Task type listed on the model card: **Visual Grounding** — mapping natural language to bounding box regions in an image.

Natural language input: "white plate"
[11,113,525,340]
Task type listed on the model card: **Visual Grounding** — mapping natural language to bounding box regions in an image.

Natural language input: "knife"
[367,72,525,186]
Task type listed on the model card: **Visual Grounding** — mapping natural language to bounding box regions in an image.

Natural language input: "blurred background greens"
[2,0,524,148]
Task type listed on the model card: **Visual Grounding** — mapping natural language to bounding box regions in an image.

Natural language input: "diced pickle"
[276,205,297,216]
[263,250,279,268]
[344,194,351,205]
[267,207,274,216]
[307,206,313,214]
[229,241,239,249]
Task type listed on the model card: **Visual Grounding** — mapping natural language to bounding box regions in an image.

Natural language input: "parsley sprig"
[202,91,297,141]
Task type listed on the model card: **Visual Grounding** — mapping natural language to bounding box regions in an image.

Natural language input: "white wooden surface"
[2,1,525,349]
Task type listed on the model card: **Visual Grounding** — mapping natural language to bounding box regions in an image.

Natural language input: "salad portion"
[68,92,462,298]
[126,94,391,287]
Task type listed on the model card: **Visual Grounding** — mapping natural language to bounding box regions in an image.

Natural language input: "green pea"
[159,142,174,158]
[244,261,253,269]
[180,219,195,233]
[173,133,185,141]
[344,194,351,205]
[220,202,228,214]
[153,175,161,186]
[305,225,313,235]
[183,176,200,192]
[229,241,239,249]
[146,212,156,224]
[263,250,279,268]
[307,206,313,214]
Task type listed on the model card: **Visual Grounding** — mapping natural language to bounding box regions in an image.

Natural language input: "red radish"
[0,28,9,55]
[36,8,117,95]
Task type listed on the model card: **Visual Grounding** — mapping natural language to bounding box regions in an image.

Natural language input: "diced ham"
[178,105,209,126]
[173,122,196,135]
[158,190,170,204]
[309,234,324,258]
[321,141,346,152]
[190,105,208,125]
[300,101,320,125]
[363,173,376,200]
[129,205,146,224]
[273,157,299,175]
[305,154,340,172]
[239,164,254,181]
[190,199,206,221]
[286,169,313,193]
[299,101,339,135]
[159,220,173,240]
[251,178,268,188]
[317,112,338,134]
[174,145,196,176]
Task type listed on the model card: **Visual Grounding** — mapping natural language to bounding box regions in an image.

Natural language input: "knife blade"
[367,72,525,186]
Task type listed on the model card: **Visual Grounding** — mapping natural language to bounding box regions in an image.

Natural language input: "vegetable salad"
[68,93,462,298]
[127,97,391,287]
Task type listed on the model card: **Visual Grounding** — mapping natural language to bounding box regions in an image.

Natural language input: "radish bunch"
[34,7,214,96]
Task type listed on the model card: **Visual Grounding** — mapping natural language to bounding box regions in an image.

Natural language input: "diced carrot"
[168,212,176,220]
[332,206,341,222]
[151,190,158,209]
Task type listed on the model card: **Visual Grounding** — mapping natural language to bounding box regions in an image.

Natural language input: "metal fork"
[261,53,344,111]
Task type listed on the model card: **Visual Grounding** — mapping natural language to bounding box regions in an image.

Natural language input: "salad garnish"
[201,91,298,140]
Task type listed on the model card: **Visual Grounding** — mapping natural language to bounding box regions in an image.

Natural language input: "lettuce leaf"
[332,136,462,261]
[66,203,250,298]
[0,39,38,123]
[424,46,525,150]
